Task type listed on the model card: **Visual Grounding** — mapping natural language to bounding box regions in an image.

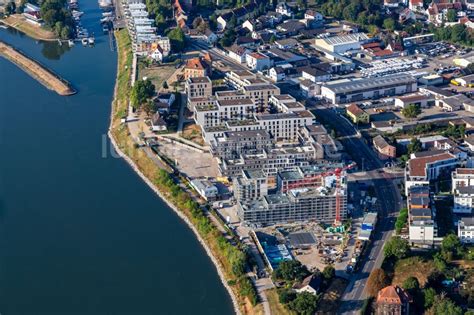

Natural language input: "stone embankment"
[0,41,75,96]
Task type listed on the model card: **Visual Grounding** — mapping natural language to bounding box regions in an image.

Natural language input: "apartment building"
[185,76,212,109]
[194,98,255,128]
[243,84,281,111]
[255,111,314,141]
[298,125,341,160]
[210,129,274,160]
[452,168,474,214]
[233,170,269,203]
[407,185,437,246]
[219,145,317,177]
[238,179,347,225]
[405,151,458,195]
[277,164,345,193]
[458,217,474,244]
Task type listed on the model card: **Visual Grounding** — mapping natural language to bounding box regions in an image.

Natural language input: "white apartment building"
[458,217,474,244]
[407,185,437,246]
[255,111,314,141]
[194,98,255,128]
[405,151,458,195]
[452,168,474,214]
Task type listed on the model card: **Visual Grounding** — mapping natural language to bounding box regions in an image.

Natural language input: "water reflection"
[2,26,70,60]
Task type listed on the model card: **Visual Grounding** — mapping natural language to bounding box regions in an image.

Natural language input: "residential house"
[301,66,331,83]
[399,8,416,23]
[153,93,176,114]
[151,113,167,131]
[304,9,323,21]
[465,135,474,152]
[373,135,396,159]
[426,1,462,25]
[226,45,251,63]
[293,274,321,295]
[458,217,474,244]
[246,52,271,71]
[23,3,43,26]
[346,104,369,124]
[376,286,411,315]
[269,67,286,82]
[274,38,299,50]
[276,2,292,17]
[183,55,212,80]
[409,0,424,11]
[277,20,305,35]
[190,179,219,201]
[204,29,218,45]
[384,0,402,8]
[299,79,320,98]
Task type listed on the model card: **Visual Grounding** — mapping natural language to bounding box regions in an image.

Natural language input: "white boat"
[88,37,95,45]
[81,38,88,46]
[98,0,112,7]
[68,39,74,47]
[102,11,113,17]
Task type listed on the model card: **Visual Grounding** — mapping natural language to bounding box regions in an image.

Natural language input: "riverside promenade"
[0,40,75,96]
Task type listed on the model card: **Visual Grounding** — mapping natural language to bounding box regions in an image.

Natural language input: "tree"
[424,287,436,309]
[130,79,155,109]
[142,100,156,116]
[407,138,422,154]
[402,103,421,118]
[278,288,296,304]
[402,276,419,296]
[429,295,463,315]
[384,236,410,260]
[5,1,16,14]
[446,9,457,22]
[367,268,389,297]
[167,28,186,53]
[395,208,408,234]
[441,234,463,260]
[383,18,396,31]
[288,292,319,315]
[322,265,335,280]
[162,81,169,90]
[273,260,310,282]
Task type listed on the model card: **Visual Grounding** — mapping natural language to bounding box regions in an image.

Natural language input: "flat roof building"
[321,74,417,104]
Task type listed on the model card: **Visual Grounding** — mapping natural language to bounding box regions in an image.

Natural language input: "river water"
[0,2,234,314]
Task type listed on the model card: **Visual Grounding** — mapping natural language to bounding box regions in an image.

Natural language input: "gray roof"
[324,74,416,95]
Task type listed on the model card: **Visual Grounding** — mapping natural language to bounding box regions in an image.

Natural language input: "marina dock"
[0,40,76,96]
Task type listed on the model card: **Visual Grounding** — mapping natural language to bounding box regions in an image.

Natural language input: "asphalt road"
[312,107,403,314]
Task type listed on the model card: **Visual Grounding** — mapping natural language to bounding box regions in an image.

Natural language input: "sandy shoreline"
[107,35,241,314]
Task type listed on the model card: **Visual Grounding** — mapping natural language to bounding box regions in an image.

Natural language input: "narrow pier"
[0,40,76,96]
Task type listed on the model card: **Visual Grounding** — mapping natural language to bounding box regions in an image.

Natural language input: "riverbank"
[1,15,57,41]
[108,30,262,315]
[0,40,75,95]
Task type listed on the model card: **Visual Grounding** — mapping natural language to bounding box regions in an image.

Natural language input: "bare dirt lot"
[156,139,219,178]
